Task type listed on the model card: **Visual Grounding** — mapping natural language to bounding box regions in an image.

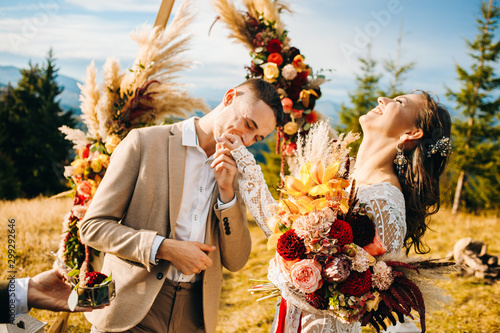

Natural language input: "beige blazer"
[80,121,251,333]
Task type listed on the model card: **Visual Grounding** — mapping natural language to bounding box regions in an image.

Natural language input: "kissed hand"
[216,133,244,151]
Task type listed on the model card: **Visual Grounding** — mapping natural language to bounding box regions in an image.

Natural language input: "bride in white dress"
[218,91,451,333]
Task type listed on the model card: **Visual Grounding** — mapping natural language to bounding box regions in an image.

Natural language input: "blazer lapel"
[168,122,186,238]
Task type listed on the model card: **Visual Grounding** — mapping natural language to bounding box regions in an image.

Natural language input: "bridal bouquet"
[253,124,452,332]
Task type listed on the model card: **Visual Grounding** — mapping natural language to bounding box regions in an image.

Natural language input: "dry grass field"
[1,197,499,332]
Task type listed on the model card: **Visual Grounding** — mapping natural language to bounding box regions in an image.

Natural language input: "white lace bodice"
[231,145,408,333]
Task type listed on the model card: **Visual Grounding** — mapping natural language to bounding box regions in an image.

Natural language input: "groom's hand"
[157,240,215,275]
[212,142,237,203]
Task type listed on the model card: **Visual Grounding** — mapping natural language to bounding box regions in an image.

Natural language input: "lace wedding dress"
[231,145,416,333]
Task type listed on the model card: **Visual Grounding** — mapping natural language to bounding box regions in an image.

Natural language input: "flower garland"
[212,0,330,158]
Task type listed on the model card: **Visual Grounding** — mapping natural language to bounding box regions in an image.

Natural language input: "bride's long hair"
[398,91,452,254]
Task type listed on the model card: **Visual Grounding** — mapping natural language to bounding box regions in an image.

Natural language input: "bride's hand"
[216,133,244,151]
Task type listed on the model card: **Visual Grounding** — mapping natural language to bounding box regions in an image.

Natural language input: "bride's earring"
[394,142,407,176]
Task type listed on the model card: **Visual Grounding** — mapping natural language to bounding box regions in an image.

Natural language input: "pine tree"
[446,0,500,213]
[0,50,75,199]
[337,46,382,153]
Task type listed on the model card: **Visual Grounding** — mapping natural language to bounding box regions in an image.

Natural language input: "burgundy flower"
[346,213,376,247]
[286,86,301,100]
[305,287,329,310]
[85,271,108,286]
[267,39,282,53]
[286,47,301,61]
[328,220,353,246]
[292,71,308,87]
[277,229,306,261]
[338,270,372,297]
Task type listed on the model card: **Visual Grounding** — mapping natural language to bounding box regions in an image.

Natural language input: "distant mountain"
[0,65,81,113]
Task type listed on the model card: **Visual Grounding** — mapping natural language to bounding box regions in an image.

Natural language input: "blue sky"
[0,0,494,114]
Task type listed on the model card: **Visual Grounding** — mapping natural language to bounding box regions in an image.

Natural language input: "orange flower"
[306,110,319,124]
[281,98,293,113]
[267,52,283,66]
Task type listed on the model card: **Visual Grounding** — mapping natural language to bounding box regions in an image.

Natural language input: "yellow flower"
[90,158,103,173]
[299,89,319,108]
[105,135,121,154]
[283,121,298,135]
[71,159,87,175]
[97,154,110,169]
[260,62,280,83]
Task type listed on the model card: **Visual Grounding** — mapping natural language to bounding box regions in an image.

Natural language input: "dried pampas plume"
[288,121,356,178]
[76,0,208,142]
[78,61,100,139]
[212,0,292,49]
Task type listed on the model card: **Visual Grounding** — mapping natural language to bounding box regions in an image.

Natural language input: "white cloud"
[65,0,161,13]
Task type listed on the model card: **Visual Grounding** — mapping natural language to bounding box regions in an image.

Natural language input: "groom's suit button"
[157,273,164,280]
[223,217,228,222]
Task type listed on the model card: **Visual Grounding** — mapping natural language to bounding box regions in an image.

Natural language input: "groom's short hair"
[236,78,286,127]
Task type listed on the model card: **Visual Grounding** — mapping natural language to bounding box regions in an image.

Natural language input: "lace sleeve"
[231,145,278,238]
[357,183,407,253]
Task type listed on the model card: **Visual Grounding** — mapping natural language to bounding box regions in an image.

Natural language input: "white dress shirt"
[150,117,236,283]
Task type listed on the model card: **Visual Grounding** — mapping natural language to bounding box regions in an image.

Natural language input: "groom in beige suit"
[80,78,285,333]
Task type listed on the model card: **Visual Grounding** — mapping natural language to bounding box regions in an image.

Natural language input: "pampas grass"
[72,0,208,147]
[288,121,358,177]
[212,0,292,49]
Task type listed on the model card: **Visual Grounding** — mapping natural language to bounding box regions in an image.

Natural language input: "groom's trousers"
[91,279,204,333]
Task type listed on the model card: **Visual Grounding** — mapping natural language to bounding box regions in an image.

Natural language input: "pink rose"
[77,180,93,197]
[290,259,323,293]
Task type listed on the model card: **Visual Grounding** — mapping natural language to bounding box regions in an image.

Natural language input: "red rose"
[338,270,372,297]
[267,39,282,53]
[305,287,329,310]
[305,110,319,124]
[277,229,306,261]
[85,271,108,286]
[267,53,283,66]
[346,213,376,247]
[328,220,353,246]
